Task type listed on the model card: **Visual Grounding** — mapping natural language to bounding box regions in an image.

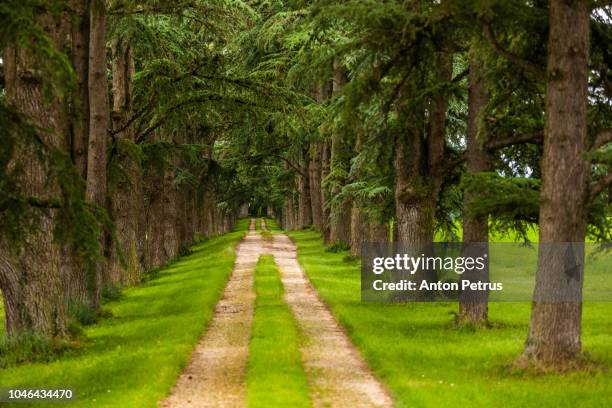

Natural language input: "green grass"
[263,217,281,232]
[0,218,249,407]
[287,229,612,408]
[259,217,280,240]
[247,255,310,408]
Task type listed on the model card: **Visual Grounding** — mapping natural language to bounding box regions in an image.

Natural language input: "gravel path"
[270,233,393,408]
[161,219,261,408]
[162,218,393,407]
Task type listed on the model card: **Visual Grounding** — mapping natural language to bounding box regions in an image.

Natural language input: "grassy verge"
[247,255,310,408]
[287,229,612,408]
[0,218,249,407]
[260,217,281,240]
[263,217,280,232]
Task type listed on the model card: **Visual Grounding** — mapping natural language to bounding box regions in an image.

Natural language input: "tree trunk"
[0,14,70,337]
[458,53,491,325]
[70,0,90,179]
[108,37,142,285]
[321,139,332,242]
[394,52,451,297]
[394,117,437,245]
[203,188,216,237]
[298,149,313,228]
[143,167,166,269]
[309,142,324,231]
[349,130,369,257]
[350,204,368,256]
[328,64,351,246]
[310,82,331,233]
[283,193,296,230]
[64,0,91,307]
[87,0,110,307]
[369,220,389,242]
[0,258,25,334]
[519,0,590,369]
[163,167,179,259]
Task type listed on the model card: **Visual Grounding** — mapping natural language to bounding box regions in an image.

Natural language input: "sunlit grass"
[288,229,612,408]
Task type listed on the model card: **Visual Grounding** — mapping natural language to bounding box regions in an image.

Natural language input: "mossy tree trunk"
[86,0,110,308]
[66,0,92,307]
[0,14,71,338]
[108,37,143,285]
[394,52,451,295]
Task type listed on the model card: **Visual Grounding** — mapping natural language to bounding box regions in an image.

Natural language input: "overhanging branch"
[483,23,545,81]
[485,131,544,151]
[592,128,612,151]
[590,173,612,201]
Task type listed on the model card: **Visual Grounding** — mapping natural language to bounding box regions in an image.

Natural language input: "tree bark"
[298,149,313,228]
[283,193,296,230]
[519,0,590,368]
[328,64,351,246]
[108,37,142,285]
[143,165,166,269]
[203,187,216,237]
[349,131,369,257]
[459,53,491,325]
[310,82,331,233]
[309,142,324,231]
[350,204,368,256]
[321,139,332,242]
[70,0,90,179]
[86,0,110,307]
[394,52,451,297]
[163,166,179,259]
[369,220,389,242]
[0,14,70,337]
[64,0,91,307]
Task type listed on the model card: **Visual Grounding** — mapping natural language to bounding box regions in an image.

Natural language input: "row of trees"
[0,1,264,342]
[1,0,610,372]
[238,0,611,370]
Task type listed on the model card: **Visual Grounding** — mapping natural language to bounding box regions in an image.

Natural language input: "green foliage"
[68,300,100,326]
[0,0,76,98]
[102,284,124,302]
[461,172,539,241]
[326,241,350,253]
